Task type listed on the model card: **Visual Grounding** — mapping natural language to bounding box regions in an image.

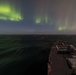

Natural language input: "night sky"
[0,0,76,34]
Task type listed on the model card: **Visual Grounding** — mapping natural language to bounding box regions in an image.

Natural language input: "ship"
[48,40,76,75]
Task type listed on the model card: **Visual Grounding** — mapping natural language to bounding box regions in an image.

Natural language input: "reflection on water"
[0,35,51,75]
[0,36,22,68]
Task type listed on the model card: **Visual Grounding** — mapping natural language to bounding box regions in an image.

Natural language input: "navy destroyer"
[48,40,76,75]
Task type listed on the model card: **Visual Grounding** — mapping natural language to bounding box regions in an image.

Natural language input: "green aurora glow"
[58,26,67,31]
[35,17,41,24]
[35,16,49,24]
[0,2,23,21]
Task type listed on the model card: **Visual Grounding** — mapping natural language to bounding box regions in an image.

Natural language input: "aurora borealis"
[34,0,76,31]
[0,1,22,21]
[0,0,76,34]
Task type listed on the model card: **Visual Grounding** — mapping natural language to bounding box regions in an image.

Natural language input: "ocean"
[0,35,75,75]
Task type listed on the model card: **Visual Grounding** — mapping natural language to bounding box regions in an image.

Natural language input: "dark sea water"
[0,35,76,75]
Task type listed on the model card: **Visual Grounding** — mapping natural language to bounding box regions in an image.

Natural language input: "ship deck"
[48,45,76,75]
